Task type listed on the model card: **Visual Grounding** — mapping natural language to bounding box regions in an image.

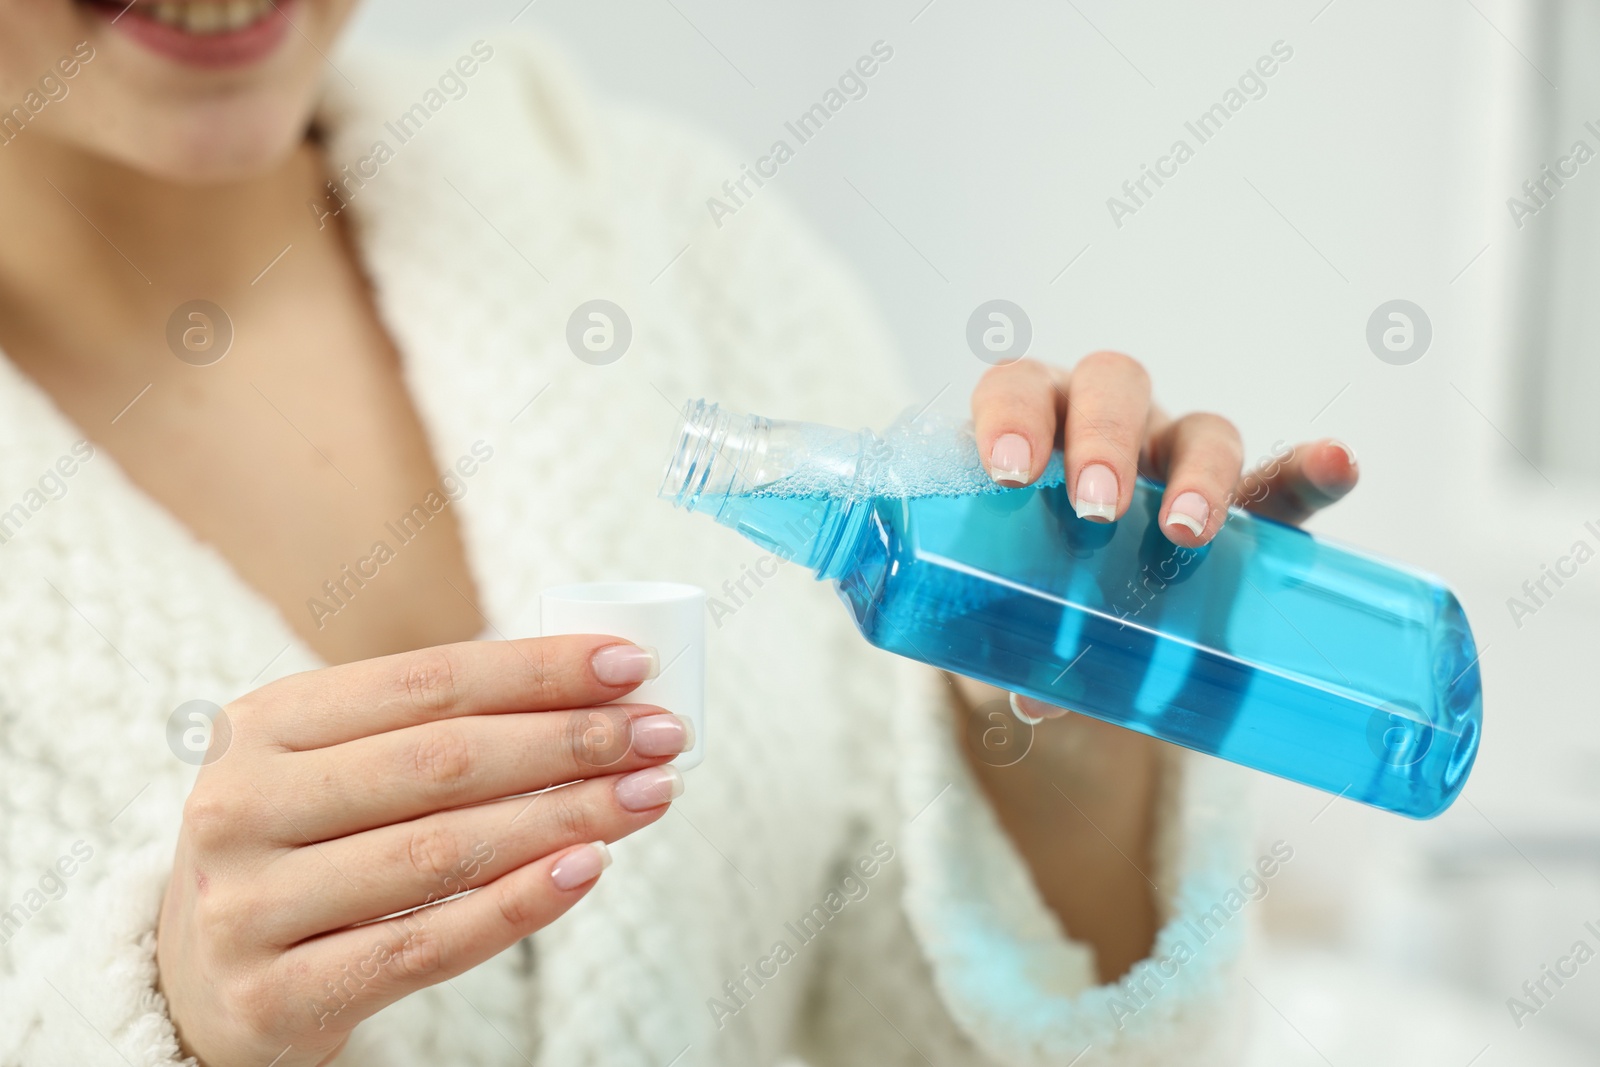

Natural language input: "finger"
[1143,412,1245,547]
[276,839,614,1032]
[251,636,661,750]
[1235,438,1359,526]
[1062,351,1151,522]
[267,706,692,841]
[264,765,677,944]
[971,358,1062,487]
[1011,693,1070,722]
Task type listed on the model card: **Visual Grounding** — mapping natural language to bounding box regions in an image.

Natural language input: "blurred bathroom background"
[345,2,1600,1063]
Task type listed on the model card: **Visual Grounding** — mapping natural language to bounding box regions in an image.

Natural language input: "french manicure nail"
[1011,692,1068,722]
[989,433,1032,486]
[1009,692,1046,725]
[632,714,694,757]
[591,643,659,687]
[1164,491,1210,538]
[551,841,612,890]
[616,765,683,811]
[1329,439,1358,467]
[1073,463,1118,522]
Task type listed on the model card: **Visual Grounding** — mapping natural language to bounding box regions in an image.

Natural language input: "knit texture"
[0,33,1254,1066]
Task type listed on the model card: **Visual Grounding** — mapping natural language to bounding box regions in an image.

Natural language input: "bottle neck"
[659,400,868,574]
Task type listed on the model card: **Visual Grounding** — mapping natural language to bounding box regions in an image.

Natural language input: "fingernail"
[551,841,612,890]
[1009,692,1046,725]
[989,434,1032,487]
[616,765,683,811]
[1010,692,1067,722]
[591,644,659,686]
[1164,491,1210,538]
[1329,439,1358,467]
[1073,463,1118,522]
[632,714,694,757]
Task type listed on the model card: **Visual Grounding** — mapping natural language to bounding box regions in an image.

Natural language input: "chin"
[1,0,358,182]
[97,91,319,185]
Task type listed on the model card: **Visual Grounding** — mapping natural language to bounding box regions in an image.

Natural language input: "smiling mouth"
[90,0,279,35]
[81,0,298,67]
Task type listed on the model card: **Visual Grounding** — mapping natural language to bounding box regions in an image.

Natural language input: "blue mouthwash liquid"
[661,401,1481,819]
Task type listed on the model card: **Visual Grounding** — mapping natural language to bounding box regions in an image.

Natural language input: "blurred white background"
[343,2,1600,1063]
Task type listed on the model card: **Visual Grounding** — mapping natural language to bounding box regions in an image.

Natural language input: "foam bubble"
[753,409,1066,500]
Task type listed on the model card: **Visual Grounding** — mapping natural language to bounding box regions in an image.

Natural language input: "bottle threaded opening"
[659,399,771,512]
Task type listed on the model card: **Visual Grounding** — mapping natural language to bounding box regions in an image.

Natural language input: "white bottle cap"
[539,581,707,771]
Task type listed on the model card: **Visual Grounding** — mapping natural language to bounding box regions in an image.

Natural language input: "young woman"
[0,3,1358,1064]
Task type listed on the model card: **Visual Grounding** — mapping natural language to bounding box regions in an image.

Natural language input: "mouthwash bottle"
[660,401,1482,819]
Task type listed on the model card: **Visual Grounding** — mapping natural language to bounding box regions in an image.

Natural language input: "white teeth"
[184,4,221,32]
[223,0,256,30]
[144,0,274,35]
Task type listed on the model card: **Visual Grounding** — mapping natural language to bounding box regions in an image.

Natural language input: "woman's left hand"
[952,350,1361,979]
[967,350,1360,722]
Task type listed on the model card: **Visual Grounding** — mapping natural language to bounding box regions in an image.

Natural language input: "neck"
[0,132,327,370]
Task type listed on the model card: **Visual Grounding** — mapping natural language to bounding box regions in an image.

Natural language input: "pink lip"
[87,1,300,70]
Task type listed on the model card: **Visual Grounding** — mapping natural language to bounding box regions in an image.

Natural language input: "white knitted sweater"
[0,34,1257,1067]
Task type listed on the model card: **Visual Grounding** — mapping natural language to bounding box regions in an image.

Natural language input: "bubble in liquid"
[753,410,1067,501]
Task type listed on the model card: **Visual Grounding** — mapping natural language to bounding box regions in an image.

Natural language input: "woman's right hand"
[155,636,689,1067]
